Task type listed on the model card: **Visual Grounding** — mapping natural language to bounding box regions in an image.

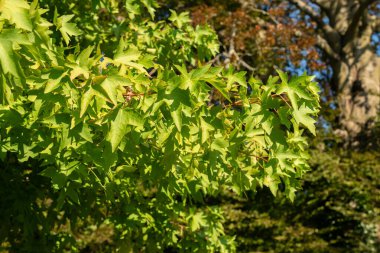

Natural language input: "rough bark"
[290,0,380,146]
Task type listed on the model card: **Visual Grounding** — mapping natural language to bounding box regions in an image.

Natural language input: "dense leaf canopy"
[0,0,319,251]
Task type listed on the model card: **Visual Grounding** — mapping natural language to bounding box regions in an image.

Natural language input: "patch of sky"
[322,16,329,25]
[371,33,380,56]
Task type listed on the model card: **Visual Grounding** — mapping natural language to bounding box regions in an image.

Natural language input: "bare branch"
[229,20,236,55]
[238,58,256,72]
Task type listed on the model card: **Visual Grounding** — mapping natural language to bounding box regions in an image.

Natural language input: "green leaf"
[107,107,144,152]
[211,137,229,153]
[66,185,80,204]
[263,173,280,197]
[125,0,142,19]
[114,46,140,64]
[276,72,317,110]
[55,13,81,45]
[189,212,206,232]
[0,39,22,79]
[308,80,321,97]
[293,104,317,135]
[40,167,67,189]
[278,107,291,129]
[77,46,94,67]
[0,29,32,45]
[116,165,137,173]
[210,80,231,102]
[114,45,146,73]
[175,65,193,90]
[93,76,125,105]
[141,0,158,18]
[276,69,288,84]
[169,10,191,28]
[170,104,182,131]
[44,70,67,93]
[0,74,13,104]
[107,108,130,152]
[0,0,32,31]
[76,123,93,142]
[226,70,247,89]
[191,64,211,80]
[200,117,214,144]
[80,87,96,117]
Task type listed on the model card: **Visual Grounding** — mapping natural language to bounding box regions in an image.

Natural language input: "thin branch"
[238,58,256,72]
[240,150,269,163]
[239,0,278,24]
[122,92,146,97]
[88,167,106,189]
[229,18,236,55]
[254,8,279,24]
[206,53,222,65]
[225,97,260,108]
[279,94,292,108]
[148,68,157,77]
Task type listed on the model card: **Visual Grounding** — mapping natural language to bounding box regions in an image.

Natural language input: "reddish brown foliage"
[188,1,325,77]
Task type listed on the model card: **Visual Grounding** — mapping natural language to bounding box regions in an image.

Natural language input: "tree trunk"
[332,54,380,146]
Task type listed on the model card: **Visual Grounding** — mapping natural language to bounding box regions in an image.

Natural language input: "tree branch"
[288,0,320,21]
[229,20,236,55]
[310,0,333,19]
[342,0,376,45]
[359,0,377,4]
[372,15,380,32]
[316,35,340,61]
[288,0,340,53]
[247,7,279,24]
[310,0,330,10]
